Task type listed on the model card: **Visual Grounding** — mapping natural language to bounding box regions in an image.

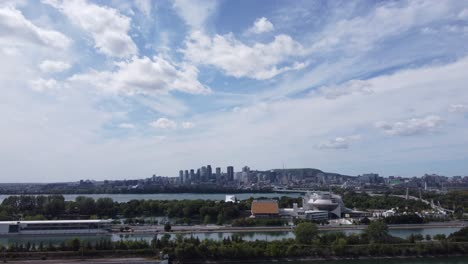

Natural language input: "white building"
[0,220,112,235]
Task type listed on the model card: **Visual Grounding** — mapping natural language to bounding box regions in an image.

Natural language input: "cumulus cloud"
[44,0,137,57]
[181,122,195,129]
[150,118,177,129]
[173,0,218,29]
[29,78,60,92]
[0,6,71,49]
[315,79,373,99]
[183,31,308,80]
[449,104,468,113]
[248,17,274,34]
[317,135,361,149]
[69,56,210,95]
[39,60,71,73]
[375,115,444,136]
[118,123,135,129]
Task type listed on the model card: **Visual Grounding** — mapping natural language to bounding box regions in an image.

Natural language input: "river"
[0,227,461,246]
[255,257,468,264]
[0,192,302,203]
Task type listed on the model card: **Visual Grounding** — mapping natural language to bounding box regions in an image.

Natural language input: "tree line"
[0,195,302,224]
[1,222,468,261]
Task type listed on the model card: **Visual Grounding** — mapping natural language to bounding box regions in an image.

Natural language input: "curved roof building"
[303,191,348,218]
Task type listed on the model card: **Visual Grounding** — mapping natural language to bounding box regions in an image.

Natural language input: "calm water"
[0,192,301,203]
[0,227,461,246]
[255,257,468,264]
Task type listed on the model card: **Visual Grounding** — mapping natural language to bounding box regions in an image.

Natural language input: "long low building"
[0,220,112,235]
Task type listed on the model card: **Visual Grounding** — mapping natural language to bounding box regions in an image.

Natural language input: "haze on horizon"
[1,0,468,183]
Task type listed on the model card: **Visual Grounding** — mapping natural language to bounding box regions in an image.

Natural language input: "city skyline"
[1,0,468,182]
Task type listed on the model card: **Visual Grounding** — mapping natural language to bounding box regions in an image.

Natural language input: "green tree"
[294,222,318,244]
[332,238,348,256]
[365,220,389,243]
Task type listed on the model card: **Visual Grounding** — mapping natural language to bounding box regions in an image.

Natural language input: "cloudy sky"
[1,0,468,182]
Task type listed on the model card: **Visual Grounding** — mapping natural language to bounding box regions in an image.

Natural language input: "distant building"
[251,200,279,218]
[207,165,213,180]
[227,166,234,181]
[216,167,221,178]
[0,220,112,235]
[179,170,184,183]
[302,191,347,218]
[184,170,189,183]
[225,195,237,203]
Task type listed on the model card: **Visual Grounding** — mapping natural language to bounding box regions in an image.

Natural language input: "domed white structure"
[303,191,347,218]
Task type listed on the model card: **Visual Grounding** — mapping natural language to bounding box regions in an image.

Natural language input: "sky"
[1,0,468,182]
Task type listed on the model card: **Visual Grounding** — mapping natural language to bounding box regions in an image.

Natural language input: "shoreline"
[116,221,466,235]
[3,252,468,263]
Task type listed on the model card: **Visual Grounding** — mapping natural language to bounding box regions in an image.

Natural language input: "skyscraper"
[227,166,234,181]
[216,167,221,178]
[207,165,213,180]
[184,170,189,183]
[179,170,184,183]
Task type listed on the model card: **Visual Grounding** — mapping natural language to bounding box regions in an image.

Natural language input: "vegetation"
[294,222,318,243]
[343,191,430,211]
[1,223,468,262]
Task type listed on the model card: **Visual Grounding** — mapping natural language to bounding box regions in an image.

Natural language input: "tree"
[294,222,318,244]
[365,220,389,243]
[332,238,348,256]
[164,223,172,232]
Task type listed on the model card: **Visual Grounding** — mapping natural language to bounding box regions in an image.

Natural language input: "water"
[0,192,301,203]
[0,227,460,246]
[255,257,468,264]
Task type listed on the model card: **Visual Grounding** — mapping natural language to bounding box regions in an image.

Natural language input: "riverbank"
[116,221,466,235]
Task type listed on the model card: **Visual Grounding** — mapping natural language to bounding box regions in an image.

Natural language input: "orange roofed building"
[251,200,279,218]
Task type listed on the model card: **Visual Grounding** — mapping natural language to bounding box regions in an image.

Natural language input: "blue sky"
[1,0,468,182]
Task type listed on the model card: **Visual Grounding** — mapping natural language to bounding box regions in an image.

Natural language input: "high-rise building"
[216,167,221,178]
[184,170,189,183]
[207,165,213,180]
[190,169,195,180]
[179,170,184,183]
[227,166,234,181]
[201,166,207,181]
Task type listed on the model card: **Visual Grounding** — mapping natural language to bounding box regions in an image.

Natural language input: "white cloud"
[39,60,71,73]
[150,118,177,129]
[173,0,218,29]
[449,104,468,113]
[45,0,137,57]
[375,115,444,136]
[317,135,361,149]
[118,123,135,129]
[29,78,60,92]
[69,56,210,95]
[314,79,373,99]
[183,31,308,80]
[0,6,71,49]
[459,8,468,20]
[311,1,459,52]
[181,121,194,129]
[134,0,152,17]
[248,17,274,34]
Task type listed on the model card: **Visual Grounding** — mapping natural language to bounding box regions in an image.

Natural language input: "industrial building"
[0,220,112,235]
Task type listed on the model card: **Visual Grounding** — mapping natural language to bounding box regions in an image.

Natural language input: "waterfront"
[254,257,468,264]
[0,192,301,203]
[0,227,461,247]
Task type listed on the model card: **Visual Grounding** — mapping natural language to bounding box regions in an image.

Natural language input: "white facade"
[0,220,112,235]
